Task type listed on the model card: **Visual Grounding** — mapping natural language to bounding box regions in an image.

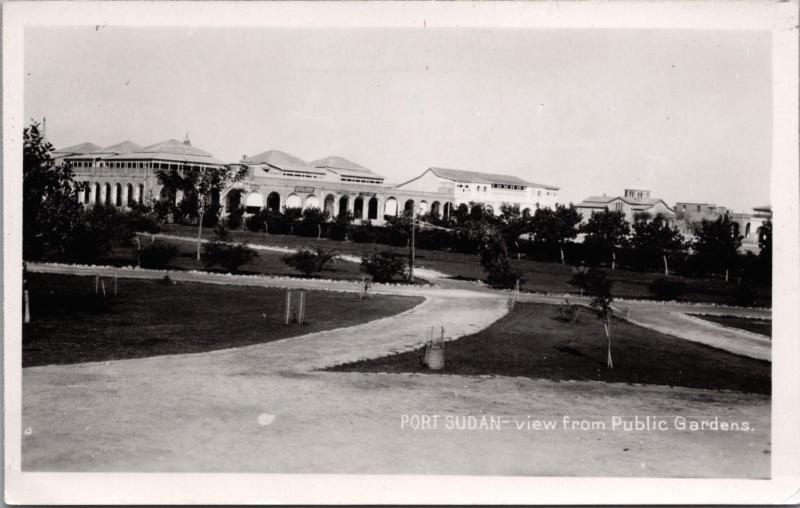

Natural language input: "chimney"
[183,131,191,146]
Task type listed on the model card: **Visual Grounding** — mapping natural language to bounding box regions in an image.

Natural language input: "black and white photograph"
[3,1,799,504]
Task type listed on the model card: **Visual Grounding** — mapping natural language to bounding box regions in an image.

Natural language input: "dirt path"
[514,292,771,361]
[22,263,770,477]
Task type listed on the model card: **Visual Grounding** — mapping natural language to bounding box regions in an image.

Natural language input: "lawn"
[689,314,771,337]
[328,303,771,394]
[22,273,423,367]
[160,224,771,307]
[97,236,366,281]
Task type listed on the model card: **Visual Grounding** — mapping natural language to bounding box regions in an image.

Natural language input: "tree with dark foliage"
[581,210,630,266]
[23,122,85,259]
[629,213,685,274]
[692,215,742,278]
[156,164,248,261]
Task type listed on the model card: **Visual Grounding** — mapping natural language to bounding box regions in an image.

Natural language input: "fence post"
[298,290,306,325]
[23,289,30,324]
[114,273,118,296]
[95,274,99,295]
[284,290,292,325]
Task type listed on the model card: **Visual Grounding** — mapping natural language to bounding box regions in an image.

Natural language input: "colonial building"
[394,167,559,216]
[575,189,675,224]
[52,141,101,168]
[64,136,228,208]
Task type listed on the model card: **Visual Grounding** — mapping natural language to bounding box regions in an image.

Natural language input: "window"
[697,205,701,212]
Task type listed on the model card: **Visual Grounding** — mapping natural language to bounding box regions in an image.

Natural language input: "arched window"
[267,192,281,212]
[368,197,379,220]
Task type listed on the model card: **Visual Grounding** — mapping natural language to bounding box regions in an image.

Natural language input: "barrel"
[425,344,445,370]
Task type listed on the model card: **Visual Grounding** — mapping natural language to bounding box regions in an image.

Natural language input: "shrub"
[283,247,339,277]
[225,205,245,230]
[202,241,258,273]
[361,250,407,283]
[138,243,178,269]
[558,300,580,323]
[649,276,687,301]
[126,203,161,234]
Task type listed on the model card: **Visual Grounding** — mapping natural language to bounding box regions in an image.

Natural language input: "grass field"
[689,314,771,337]
[99,236,366,281]
[329,303,771,394]
[159,224,771,306]
[22,273,423,367]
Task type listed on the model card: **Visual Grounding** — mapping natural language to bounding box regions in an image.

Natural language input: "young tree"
[568,268,616,368]
[23,122,85,259]
[581,210,630,267]
[479,231,519,288]
[629,213,686,274]
[156,165,248,261]
[692,215,742,279]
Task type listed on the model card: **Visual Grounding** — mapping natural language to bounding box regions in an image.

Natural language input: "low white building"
[394,167,559,215]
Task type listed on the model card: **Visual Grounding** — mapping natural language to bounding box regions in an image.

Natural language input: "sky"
[24,26,772,211]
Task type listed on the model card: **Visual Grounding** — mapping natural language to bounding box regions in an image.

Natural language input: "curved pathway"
[21,263,770,476]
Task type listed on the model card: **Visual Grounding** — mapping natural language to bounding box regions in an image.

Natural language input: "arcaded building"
[227,151,454,222]
[59,137,560,224]
[61,137,228,208]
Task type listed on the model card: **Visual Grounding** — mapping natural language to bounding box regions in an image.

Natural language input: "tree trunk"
[663,254,669,276]
[560,246,565,265]
[196,212,204,261]
[611,250,616,270]
[604,317,613,369]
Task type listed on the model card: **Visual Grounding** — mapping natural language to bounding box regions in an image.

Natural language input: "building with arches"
[224,151,453,223]
[59,138,561,225]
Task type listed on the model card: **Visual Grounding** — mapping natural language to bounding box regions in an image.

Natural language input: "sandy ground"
[21,264,771,476]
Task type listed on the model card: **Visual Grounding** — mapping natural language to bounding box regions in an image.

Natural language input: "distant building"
[394,167,559,216]
[730,205,772,253]
[673,201,771,252]
[574,189,675,224]
[674,202,729,236]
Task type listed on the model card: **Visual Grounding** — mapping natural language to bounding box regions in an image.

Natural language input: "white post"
[23,289,30,323]
[284,290,292,325]
[298,290,306,325]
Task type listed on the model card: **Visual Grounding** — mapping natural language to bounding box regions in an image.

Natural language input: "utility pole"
[409,210,416,283]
